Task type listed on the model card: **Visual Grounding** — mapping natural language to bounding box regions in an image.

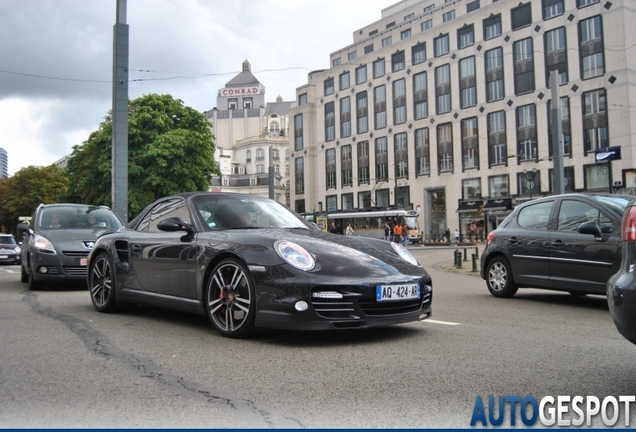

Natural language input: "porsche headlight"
[391,242,419,267]
[275,240,315,271]
[33,235,56,254]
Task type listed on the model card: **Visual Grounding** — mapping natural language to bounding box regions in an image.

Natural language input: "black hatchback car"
[480,193,635,298]
[607,201,636,345]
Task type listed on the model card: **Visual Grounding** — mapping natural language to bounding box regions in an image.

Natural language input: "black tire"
[89,253,118,312]
[27,262,43,291]
[20,263,28,283]
[206,258,256,338]
[485,256,518,298]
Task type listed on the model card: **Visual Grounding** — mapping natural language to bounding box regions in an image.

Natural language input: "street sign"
[595,146,621,163]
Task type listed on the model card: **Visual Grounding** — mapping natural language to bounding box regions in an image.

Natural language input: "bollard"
[475,246,479,260]
[463,248,468,262]
[471,253,478,272]
[454,249,460,268]
[457,250,463,269]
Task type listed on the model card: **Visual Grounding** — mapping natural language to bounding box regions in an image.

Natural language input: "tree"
[0,165,69,233]
[66,93,219,219]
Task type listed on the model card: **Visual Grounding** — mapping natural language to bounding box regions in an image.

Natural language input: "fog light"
[38,266,48,274]
[295,301,308,312]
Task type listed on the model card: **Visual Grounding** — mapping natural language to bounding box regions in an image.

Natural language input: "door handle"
[507,237,519,245]
[551,239,564,247]
[131,244,143,252]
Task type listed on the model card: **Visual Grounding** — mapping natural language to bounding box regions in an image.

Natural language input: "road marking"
[424,319,461,326]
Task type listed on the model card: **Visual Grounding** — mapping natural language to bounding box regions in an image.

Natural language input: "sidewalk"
[409,243,483,277]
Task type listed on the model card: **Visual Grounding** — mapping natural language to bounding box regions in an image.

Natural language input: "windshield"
[192,195,311,231]
[0,236,16,245]
[38,205,123,230]
[591,195,635,216]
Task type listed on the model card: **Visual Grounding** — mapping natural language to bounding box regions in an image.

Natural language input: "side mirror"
[578,221,604,242]
[157,217,194,233]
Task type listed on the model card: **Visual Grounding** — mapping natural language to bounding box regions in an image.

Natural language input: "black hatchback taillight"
[622,206,636,241]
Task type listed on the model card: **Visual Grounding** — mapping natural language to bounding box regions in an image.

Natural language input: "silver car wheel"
[90,254,114,310]
[488,261,508,292]
[206,260,254,337]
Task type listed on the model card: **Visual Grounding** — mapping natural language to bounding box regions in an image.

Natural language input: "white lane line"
[424,319,461,326]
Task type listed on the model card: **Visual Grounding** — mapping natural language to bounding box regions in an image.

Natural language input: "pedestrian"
[401,222,408,246]
[329,222,338,234]
[384,221,391,241]
[445,228,451,243]
[393,222,402,243]
[345,222,355,236]
[455,228,460,244]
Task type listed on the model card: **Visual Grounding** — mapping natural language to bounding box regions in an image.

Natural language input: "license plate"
[376,283,420,302]
[0,255,7,259]
[80,258,87,266]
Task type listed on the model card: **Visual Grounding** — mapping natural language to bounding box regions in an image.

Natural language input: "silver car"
[19,203,123,290]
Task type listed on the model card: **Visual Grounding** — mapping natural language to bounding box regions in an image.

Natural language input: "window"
[549,166,575,193]
[339,71,350,90]
[294,114,303,151]
[421,19,433,31]
[382,36,392,47]
[461,117,479,170]
[489,174,509,197]
[517,170,541,196]
[348,51,357,61]
[412,43,426,65]
[484,14,502,40]
[435,64,451,114]
[393,79,407,125]
[485,47,504,102]
[413,72,428,120]
[324,78,334,96]
[295,157,304,194]
[514,38,535,95]
[325,102,335,142]
[340,97,351,138]
[332,58,341,67]
[356,65,367,85]
[375,137,388,182]
[516,104,537,162]
[557,199,613,232]
[342,193,354,210]
[364,44,374,54]
[579,16,604,79]
[438,123,453,173]
[517,201,552,230]
[298,93,307,106]
[356,91,369,134]
[376,189,390,208]
[434,34,449,57]
[270,121,279,136]
[358,191,372,209]
[357,141,370,185]
[404,13,415,21]
[401,29,411,39]
[415,128,430,176]
[326,196,337,212]
[578,0,599,7]
[511,3,532,30]
[326,149,336,189]
[340,144,353,187]
[228,98,237,110]
[374,85,387,129]
[463,178,481,199]
[585,164,609,190]
[459,56,476,109]
[488,111,507,166]
[256,148,265,162]
[443,10,455,22]
[543,0,564,19]
[467,0,480,13]
[246,150,251,162]
[423,4,435,12]
[547,97,571,157]
[373,58,385,78]
[243,98,252,109]
[458,25,474,49]
[545,27,568,85]
[295,199,305,214]
[392,51,405,72]
[583,89,608,154]
[394,132,408,179]
[386,21,396,29]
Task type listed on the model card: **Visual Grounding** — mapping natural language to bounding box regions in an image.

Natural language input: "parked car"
[87,192,432,338]
[0,234,21,265]
[18,203,124,290]
[480,193,635,298]
[607,201,636,345]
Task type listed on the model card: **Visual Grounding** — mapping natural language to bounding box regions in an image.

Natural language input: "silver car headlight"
[14,246,21,254]
[391,242,419,267]
[275,240,315,271]
[33,235,56,254]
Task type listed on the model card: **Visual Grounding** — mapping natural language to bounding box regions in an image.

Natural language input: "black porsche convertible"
[87,192,432,338]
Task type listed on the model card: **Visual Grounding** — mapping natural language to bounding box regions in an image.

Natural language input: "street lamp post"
[523,168,537,200]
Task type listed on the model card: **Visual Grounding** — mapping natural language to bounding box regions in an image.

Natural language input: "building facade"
[205,60,295,205]
[0,148,8,178]
[289,0,636,242]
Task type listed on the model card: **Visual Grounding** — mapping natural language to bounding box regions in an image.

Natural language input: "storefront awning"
[483,198,512,212]
[456,200,482,213]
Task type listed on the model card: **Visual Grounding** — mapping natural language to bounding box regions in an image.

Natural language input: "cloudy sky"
[0,0,396,175]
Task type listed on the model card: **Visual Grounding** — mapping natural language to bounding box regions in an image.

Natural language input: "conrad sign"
[220,86,262,97]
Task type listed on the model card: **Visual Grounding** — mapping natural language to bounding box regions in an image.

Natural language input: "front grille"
[359,298,422,315]
[311,299,356,319]
[64,266,87,276]
[63,251,89,257]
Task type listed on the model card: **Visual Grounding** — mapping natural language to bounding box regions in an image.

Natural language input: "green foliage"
[66,93,219,219]
[0,165,69,233]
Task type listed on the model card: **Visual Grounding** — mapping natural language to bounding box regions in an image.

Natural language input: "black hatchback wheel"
[89,253,118,312]
[206,258,255,338]
[486,256,518,298]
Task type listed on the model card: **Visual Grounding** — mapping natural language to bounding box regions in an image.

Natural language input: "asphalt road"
[0,248,635,428]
